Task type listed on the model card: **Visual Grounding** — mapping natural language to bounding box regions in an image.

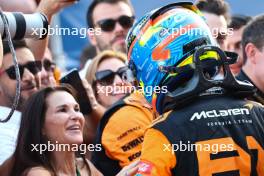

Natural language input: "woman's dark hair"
[10,85,90,176]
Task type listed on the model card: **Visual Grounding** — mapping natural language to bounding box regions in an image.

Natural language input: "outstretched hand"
[37,0,77,21]
[116,160,140,176]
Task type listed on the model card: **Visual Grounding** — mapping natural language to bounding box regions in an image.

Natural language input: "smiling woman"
[85,50,132,108]
[1,85,138,176]
[9,85,98,176]
[82,51,134,148]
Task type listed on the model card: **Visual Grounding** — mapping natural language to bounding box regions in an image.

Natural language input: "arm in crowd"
[0,0,36,13]
[26,0,77,60]
[82,79,106,127]
[25,161,139,176]
[82,79,106,147]
[0,156,139,176]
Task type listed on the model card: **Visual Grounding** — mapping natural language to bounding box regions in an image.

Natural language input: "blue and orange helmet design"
[126,2,217,112]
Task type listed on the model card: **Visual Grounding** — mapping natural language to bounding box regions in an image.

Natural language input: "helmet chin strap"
[155,46,255,114]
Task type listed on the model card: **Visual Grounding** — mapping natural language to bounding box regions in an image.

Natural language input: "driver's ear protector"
[158,45,255,114]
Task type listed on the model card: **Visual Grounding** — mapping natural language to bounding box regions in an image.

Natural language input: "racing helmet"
[127,2,218,113]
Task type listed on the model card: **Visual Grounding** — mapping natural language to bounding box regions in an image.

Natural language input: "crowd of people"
[0,0,264,175]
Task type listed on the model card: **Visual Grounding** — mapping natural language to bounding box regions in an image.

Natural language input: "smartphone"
[60,69,92,115]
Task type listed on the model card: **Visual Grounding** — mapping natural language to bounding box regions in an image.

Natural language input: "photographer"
[0,0,78,60]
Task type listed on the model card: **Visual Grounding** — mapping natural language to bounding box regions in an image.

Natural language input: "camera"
[0,12,49,40]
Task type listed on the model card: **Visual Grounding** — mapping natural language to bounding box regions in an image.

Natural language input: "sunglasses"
[43,59,56,72]
[97,15,135,32]
[0,61,42,80]
[95,66,132,86]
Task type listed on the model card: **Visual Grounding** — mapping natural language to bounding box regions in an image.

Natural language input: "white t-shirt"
[0,106,21,164]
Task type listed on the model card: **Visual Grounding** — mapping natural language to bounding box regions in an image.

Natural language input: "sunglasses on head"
[0,61,42,80]
[43,59,56,72]
[95,66,132,86]
[97,15,135,32]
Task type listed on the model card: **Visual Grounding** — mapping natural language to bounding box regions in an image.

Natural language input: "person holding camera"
[0,0,78,60]
[126,2,264,176]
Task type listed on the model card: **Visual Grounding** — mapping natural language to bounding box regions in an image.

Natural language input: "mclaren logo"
[190,108,250,121]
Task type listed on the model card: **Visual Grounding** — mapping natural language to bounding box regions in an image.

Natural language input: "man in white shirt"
[0,40,41,164]
[0,107,21,164]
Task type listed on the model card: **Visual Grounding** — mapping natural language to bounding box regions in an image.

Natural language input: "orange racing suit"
[91,91,157,176]
[136,95,264,176]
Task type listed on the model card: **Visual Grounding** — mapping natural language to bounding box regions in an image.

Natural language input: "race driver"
[126,2,264,176]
